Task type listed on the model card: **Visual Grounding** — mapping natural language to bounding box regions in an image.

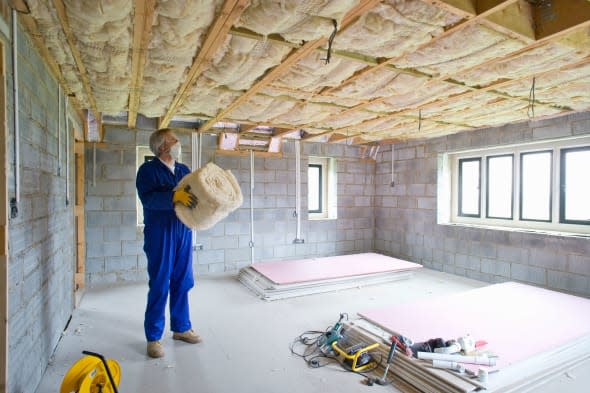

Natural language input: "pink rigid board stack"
[250,253,422,285]
[359,282,590,371]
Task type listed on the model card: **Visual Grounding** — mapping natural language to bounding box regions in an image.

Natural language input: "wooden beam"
[128,0,156,128]
[424,0,477,18]
[199,0,382,132]
[533,0,590,40]
[52,0,100,118]
[159,0,250,128]
[0,39,8,393]
[272,127,297,137]
[482,0,535,42]
[215,149,282,158]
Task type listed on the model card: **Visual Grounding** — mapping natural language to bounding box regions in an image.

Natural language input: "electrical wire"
[527,77,536,119]
[322,19,338,65]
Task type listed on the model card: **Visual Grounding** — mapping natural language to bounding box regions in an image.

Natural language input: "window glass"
[561,147,590,224]
[308,164,322,213]
[459,158,480,216]
[521,151,551,221]
[487,155,513,219]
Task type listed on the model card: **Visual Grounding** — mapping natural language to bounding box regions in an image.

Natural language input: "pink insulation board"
[250,253,422,285]
[359,282,590,370]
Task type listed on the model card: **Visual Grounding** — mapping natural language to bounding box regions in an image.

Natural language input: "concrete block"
[103,164,136,180]
[86,242,122,258]
[86,258,105,274]
[104,197,136,211]
[572,119,590,135]
[528,249,566,271]
[86,211,122,227]
[568,254,590,276]
[122,240,144,256]
[225,248,251,263]
[532,124,571,140]
[481,258,510,278]
[104,226,138,242]
[87,180,123,196]
[103,127,136,144]
[106,256,138,272]
[496,245,526,263]
[417,197,436,210]
[511,263,546,285]
[548,270,589,295]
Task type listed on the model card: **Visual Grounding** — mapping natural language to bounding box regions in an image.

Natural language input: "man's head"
[149,129,179,160]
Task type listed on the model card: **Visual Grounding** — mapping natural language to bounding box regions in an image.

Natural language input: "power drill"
[320,313,346,351]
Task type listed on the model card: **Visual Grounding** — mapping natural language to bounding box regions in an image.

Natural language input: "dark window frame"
[520,150,552,222]
[559,146,590,225]
[308,163,323,214]
[458,157,481,218]
[486,154,514,220]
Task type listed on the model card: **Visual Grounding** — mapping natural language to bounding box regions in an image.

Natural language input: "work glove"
[173,185,198,209]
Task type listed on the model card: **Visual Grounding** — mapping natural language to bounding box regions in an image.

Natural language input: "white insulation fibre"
[139,0,222,117]
[363,83,469,113]
[204,35,292,91]
[317,110,378,129]
[26,0,90,107]
[335,0,462,59]
[62,0,132,114]
[235,0,359,43]
[330,68,427,100]
[180,77,243,117]
[271,102,343,125]
[457,41,590,88]
[273,52,366,93]
[395,24,526,77]
[227,94,300,123]
[175,162,243,230]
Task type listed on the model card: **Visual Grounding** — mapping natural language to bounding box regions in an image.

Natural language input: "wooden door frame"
[74,139,85,299]
[1,38,9,393]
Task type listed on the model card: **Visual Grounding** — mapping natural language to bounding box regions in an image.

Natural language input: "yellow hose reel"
[60,351,120,393]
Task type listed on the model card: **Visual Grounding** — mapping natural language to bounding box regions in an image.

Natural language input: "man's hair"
[149,129,171,156]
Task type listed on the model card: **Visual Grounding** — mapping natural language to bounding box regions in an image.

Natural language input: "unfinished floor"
[36,269,588,393]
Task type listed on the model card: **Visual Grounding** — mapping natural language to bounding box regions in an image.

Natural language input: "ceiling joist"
[159,0,250,129]
[198,0,383,133]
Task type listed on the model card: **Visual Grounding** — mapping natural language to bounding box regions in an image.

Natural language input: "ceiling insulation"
[335,0,462,58]
[18,0,590,146]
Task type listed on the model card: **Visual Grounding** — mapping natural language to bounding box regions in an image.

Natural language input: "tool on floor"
[331,340,379,372]
[366,339,397,386]
[318,313,347,351]
[60,350,120,393]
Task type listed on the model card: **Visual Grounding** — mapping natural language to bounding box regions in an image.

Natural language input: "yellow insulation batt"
[174,162,243,230]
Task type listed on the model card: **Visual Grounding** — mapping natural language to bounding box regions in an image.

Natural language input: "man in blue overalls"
[136,129,200,358]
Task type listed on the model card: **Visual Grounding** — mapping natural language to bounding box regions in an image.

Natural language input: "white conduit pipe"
[293,140,304,243]
[65,97,69,205]
[249,150,255,264]
[198,132,202,168]
[11,9,20,214]
[57,85,61,176]
[92,142,96,187]
[390,145,395,187]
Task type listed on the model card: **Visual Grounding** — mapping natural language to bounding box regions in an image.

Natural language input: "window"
[440,136,590,235]
[486,154,513,219]
[560,146,590,225]
[308,156,337,220]
[308,164,323,213]
[458,158,480,217]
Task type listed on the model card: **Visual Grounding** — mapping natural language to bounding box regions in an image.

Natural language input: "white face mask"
[169,142,182,161]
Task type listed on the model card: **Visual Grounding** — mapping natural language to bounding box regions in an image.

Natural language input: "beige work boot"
[172,329,202,344]
[147,340,164,358]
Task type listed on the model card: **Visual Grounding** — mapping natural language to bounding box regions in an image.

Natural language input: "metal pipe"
[293,141,304,243]
[92,142,96,187]
[249,149,255,264]
[65,96,69,205]
[11,9,20,215]
[390,145,395,187]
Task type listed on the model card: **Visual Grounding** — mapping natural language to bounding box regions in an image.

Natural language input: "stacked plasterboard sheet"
[238,253,421,301]
[348,282,590,392]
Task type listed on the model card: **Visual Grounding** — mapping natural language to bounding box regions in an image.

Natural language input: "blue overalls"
[136,158,194,341]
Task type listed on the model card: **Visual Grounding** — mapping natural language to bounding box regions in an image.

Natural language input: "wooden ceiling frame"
[12,0,86,137]
[52,0,101,139]
[128,0,156,129]
[159,0,250,129]
[198,0,383,133]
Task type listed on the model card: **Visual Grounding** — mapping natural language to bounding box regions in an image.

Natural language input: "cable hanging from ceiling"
[322,19,338,65]
[527,77,536,119]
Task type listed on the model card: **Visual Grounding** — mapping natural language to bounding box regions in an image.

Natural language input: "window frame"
[559,145,590,226]
[443,136,590,236]
[308,163,323,214]
[519,150,553,223]
[457,157,481,218]
[485,153,514,220]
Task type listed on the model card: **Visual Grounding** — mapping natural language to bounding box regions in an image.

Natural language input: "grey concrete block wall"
[374,112,590,297]
[85,129,375,281]
[6,25,76,393]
